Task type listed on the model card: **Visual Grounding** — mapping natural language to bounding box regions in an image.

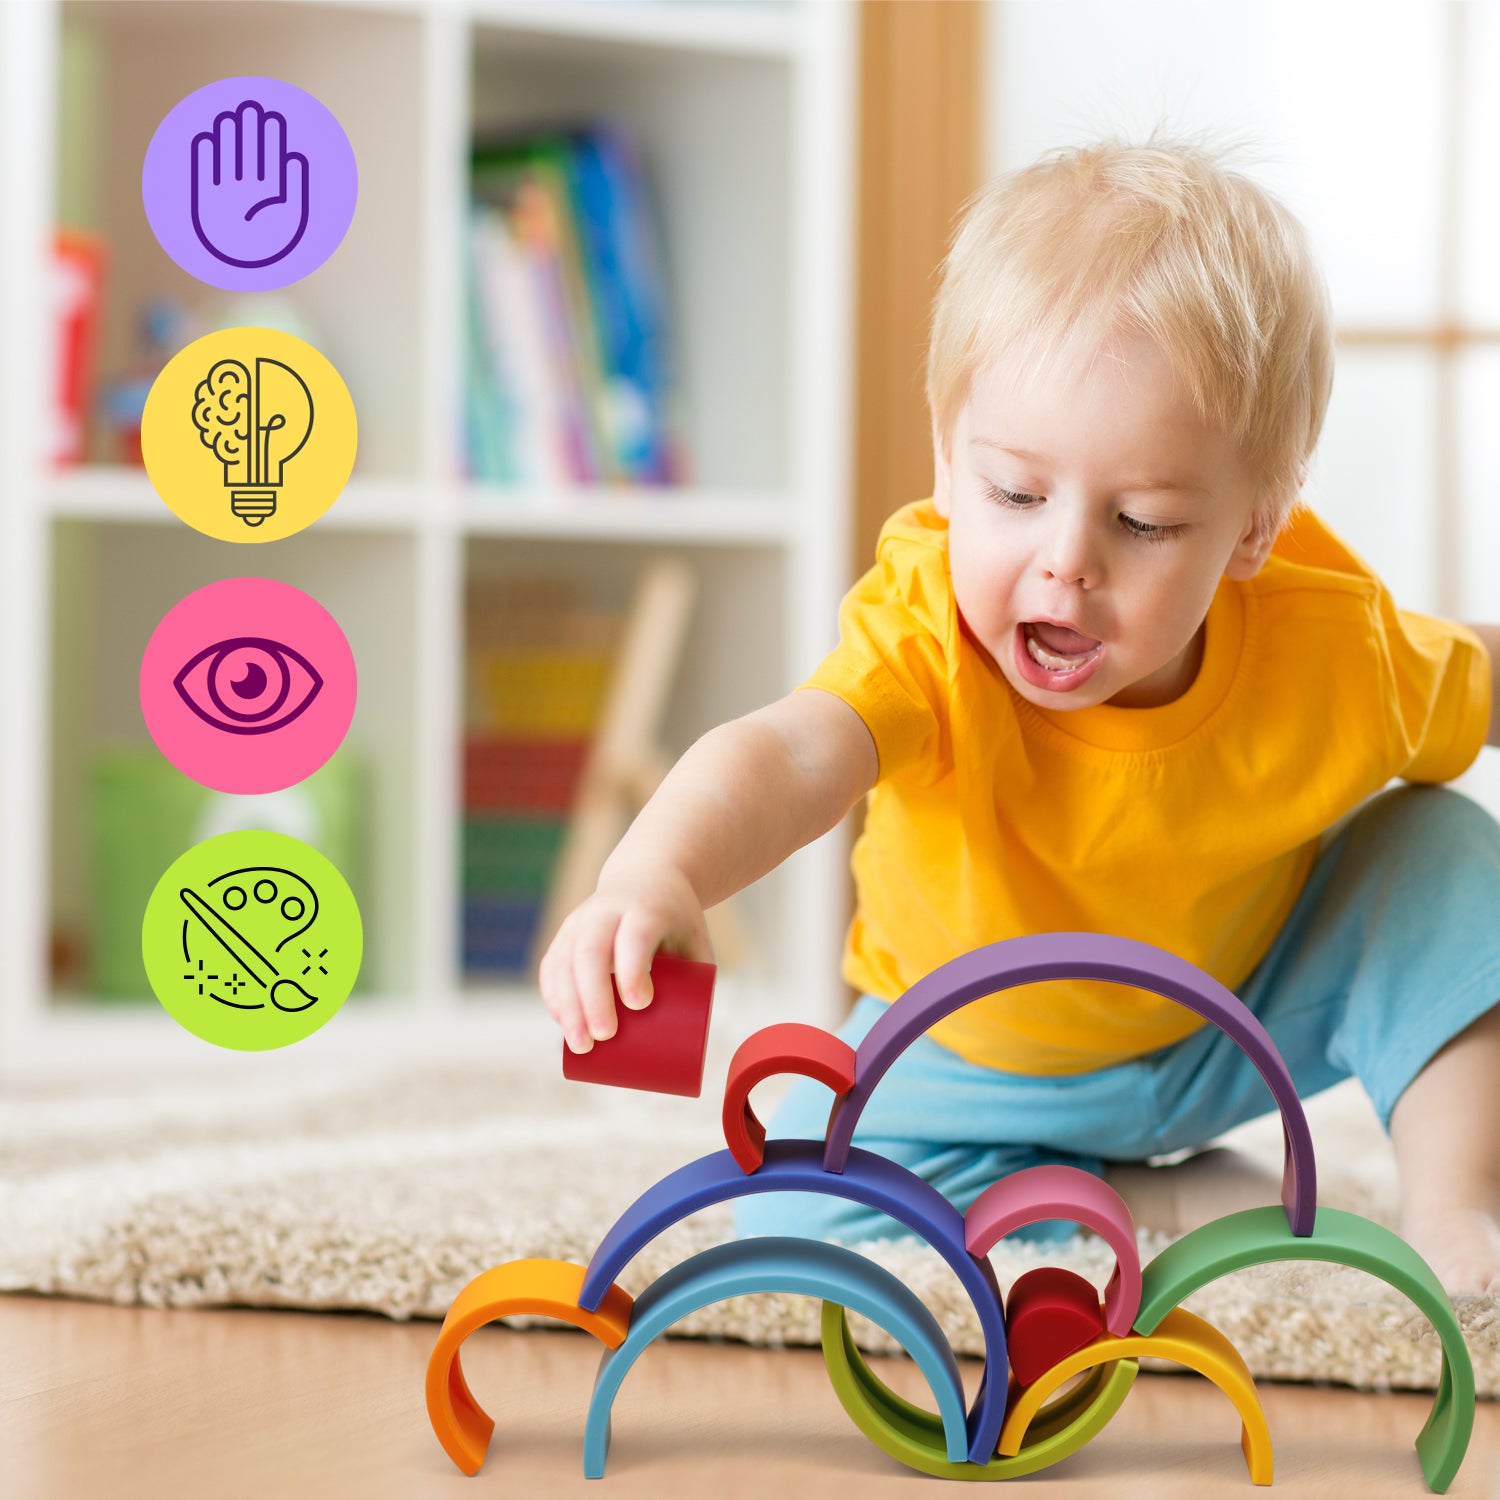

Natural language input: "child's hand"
[538,865,712,1054]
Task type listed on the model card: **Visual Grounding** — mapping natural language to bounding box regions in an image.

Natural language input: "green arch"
[820,1300,1139,1479]
[1136,1205,1475,1493]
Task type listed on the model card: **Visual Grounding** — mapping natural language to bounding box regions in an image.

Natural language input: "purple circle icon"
[141,577,357,793]
[143,77,357,291]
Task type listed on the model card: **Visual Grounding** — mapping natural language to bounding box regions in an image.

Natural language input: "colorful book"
[566,121,684,484]
[473,140,610,483]
[467,123,685,488]
[479,199,574,485]
[509,169,611,482]
[463,204,516,482]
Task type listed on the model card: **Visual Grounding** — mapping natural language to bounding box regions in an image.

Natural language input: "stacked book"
[466,120,687,487]
[462,585,620,976]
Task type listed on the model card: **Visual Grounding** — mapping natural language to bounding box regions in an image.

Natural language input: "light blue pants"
[734,784,1500,1246]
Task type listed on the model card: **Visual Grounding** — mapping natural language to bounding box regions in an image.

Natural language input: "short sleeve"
[1384,605,1492,783]
[799,505,953,782]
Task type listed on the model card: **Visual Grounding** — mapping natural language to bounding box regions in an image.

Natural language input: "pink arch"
[965,1164,1141,1336]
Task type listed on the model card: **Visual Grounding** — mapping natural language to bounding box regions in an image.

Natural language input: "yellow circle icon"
[142,326,357,542]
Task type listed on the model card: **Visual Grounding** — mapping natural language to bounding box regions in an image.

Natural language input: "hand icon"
[191,99,310,270]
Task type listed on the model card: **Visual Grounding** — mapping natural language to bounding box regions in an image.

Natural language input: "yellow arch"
[997,1305,1273,1485]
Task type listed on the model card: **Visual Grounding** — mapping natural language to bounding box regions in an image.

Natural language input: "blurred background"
[0,0,1496,1081]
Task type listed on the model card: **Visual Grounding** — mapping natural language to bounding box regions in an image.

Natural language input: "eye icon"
[173,636,323,735]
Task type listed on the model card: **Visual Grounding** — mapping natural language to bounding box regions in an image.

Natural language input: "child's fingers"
[571,930,620,1043]
[538,935,593,1054]
[613,915,659,1011]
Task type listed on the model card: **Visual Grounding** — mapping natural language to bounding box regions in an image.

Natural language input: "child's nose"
[1040,518,1101,589]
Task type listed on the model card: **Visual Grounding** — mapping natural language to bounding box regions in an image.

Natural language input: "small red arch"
[722,1022,857,1173]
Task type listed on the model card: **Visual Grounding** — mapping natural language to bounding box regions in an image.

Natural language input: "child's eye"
[984,483,1186,543]
[983,483,1043,509]
[1119,514,1186,543]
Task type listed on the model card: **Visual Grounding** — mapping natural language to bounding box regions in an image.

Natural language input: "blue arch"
[578,1138,1008,1464]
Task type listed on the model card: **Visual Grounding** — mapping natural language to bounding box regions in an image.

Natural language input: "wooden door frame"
[854,0,985,581]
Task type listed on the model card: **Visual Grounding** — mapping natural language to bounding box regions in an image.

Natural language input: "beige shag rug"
[1,1018,1495,1397]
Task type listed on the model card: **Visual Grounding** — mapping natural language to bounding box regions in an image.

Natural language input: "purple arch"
[822,933,1318,1238]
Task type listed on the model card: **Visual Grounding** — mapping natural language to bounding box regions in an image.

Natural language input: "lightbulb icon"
[192,355,314,526]
[143,325,356,542]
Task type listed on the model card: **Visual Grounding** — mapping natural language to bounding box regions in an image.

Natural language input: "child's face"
[933,332,1275,711]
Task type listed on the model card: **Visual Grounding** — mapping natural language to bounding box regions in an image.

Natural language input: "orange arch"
[425,1258,633,1475]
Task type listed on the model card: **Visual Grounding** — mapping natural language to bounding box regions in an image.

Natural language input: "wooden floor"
[1,1293,1496,1499]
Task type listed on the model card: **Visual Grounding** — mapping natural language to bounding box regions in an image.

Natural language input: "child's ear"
[932,422,953,518]
[1222,506,1277,581]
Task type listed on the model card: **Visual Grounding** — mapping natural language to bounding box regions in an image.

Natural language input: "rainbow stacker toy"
[425,933,1476,1489]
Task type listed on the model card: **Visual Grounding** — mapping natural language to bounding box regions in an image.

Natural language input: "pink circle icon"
[141,577,356,793]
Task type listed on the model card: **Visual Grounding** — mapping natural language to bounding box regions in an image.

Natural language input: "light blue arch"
[583,1236,970,1478]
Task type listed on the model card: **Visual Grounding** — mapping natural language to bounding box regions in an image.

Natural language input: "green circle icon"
[142,829,362,1050]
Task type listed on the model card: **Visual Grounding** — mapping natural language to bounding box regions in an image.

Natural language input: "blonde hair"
[926,134,1334,545]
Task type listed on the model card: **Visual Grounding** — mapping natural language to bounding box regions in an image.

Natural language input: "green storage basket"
[88,747,365,1000]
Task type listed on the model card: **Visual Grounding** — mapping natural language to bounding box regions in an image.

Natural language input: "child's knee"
[1355,784,1500,868]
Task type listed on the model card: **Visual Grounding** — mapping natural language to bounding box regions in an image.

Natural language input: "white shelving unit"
[0,0,856,1079]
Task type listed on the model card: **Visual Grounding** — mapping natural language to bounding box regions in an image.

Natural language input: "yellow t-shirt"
[803,499,1492,1075]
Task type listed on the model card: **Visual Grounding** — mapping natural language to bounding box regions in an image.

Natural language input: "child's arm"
[538,687,879,1053]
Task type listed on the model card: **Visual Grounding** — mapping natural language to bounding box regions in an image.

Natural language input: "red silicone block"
[1004,1265,1106,1387]
[561,954,716,1098]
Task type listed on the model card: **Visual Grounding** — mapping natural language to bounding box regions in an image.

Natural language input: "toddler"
[539,136,1500,1297]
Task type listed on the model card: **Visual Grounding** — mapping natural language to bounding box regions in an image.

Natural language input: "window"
[987,0,1498,619]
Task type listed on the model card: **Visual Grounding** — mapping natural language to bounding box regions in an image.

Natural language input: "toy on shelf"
[51,230,106,468]
[100,293,318,466]
[532,558,753,976]
[429,931,1477,1491]
[464,563,751,981]
[463,574,619,977]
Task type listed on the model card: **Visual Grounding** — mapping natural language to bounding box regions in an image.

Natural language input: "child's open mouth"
[1014,621,1105,692]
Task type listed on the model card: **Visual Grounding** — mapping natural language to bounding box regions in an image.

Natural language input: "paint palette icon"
[143,830,362,1051]
[179,864,325,1012]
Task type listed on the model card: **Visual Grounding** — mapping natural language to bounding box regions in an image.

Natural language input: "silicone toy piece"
[1003,1267,1107,1387]
[425,1258,633,1476]
[998,1306,1274,1485]
[430,932,1475,1491]
[965,1164,1142,1335]
[1136,1206,1475,1493]
[822,933,1319,1237]
[721,1022,857,1173]
[821,1299,1140,1481]
[577,1138,1011,1464]
[583,1237,970,1477]
[561,952,716,1097]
